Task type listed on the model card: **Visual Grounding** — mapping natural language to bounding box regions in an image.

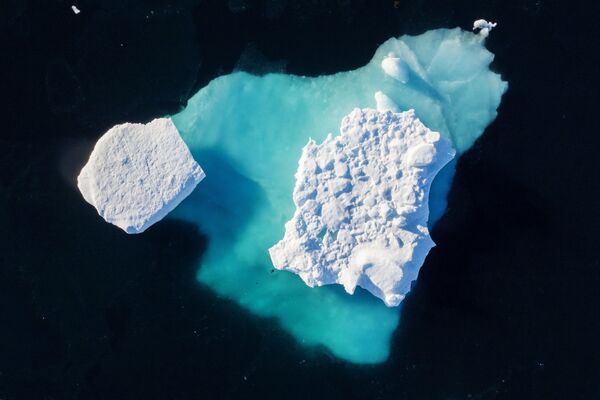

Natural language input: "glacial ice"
[78,118,205,234]
[269,108,455,306]
[167,27,506,363]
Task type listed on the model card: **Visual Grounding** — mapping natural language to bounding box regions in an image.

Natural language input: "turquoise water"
[170,28,507,363]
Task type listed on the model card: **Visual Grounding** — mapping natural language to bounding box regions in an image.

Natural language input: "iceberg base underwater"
[169,28,507,364]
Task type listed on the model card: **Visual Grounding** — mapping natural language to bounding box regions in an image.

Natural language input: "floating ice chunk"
[78,118,205,234]
[71,5,81,14]
[381,53,409,83]
[269,108,455,306]
[473,19,497,38]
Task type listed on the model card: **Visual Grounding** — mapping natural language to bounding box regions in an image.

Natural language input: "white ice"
[473,19,497,38]
[374,91,400,113]
[78,118,205,234]
[269,108,455,306]
[381,53,410,83]
[71,5,81,14]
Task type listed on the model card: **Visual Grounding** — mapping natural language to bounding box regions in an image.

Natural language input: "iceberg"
[269,108,455,306]
[78,118,205,234]
[165,27,506,363]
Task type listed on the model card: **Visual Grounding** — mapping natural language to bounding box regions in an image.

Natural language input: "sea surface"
[1,0,598,399]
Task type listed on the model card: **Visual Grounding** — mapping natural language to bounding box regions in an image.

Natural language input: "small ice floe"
[473,19,497,38]
[71,5,81,14]
[78,118,205,234]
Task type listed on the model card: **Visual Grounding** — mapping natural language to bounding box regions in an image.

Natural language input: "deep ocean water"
[1,0,598,399]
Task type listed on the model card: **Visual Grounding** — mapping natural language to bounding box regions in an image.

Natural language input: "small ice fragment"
[473,19,497,38]
[71,5,81,14]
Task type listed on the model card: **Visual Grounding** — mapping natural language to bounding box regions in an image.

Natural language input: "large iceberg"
[78,118,205,233]
[269,108,455,306]
[165,27,507,363]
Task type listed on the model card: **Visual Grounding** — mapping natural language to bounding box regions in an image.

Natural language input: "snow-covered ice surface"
[170,27,507,363]
[78,118,205,234]
[374,91,400,113]
[269,109,455,306]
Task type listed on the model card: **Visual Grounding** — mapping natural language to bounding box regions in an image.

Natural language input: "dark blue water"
[1,0,598,398]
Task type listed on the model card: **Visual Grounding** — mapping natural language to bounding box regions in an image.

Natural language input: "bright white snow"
[78,118,205,234]
[269,108,455,306]
[473,19,497,38]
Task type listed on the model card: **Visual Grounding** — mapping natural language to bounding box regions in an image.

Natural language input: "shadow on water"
[172,148,267,241]
[406,67,444,102]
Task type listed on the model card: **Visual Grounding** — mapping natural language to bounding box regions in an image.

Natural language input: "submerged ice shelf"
[166,27,507,363]
[78,118,205,234]
[270,108,455,306]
